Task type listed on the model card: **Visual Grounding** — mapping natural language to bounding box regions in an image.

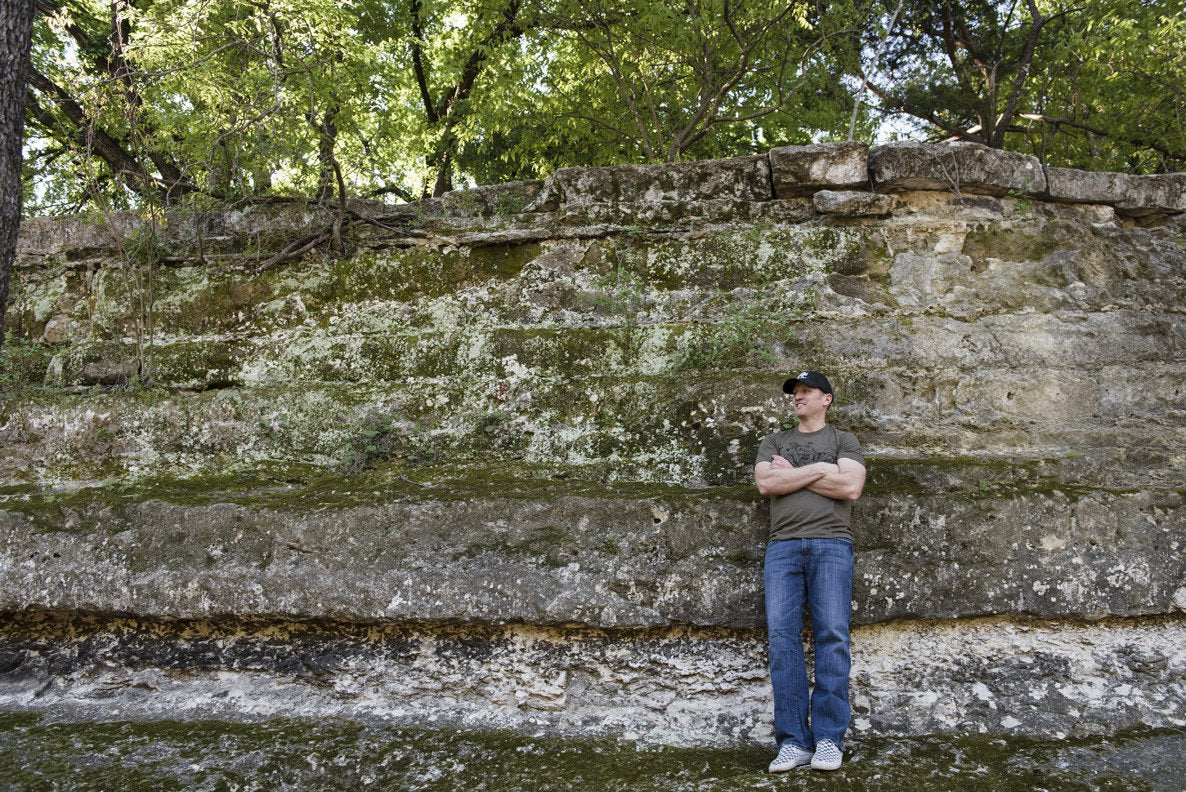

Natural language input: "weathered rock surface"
[871,141,1047,196]
[769,142,868,197]
[440,180,545,217]
[1046,168,1186,216]
[0,613,1182,745]
[813,189,895,216]
[1115,174,1186,216]
[3,151,1186,743]
[530,155,772,209]
[1045,167,1141,205]
[0,479,1181,628]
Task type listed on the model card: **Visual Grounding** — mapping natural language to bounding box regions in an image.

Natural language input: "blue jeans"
[764,537,854,751]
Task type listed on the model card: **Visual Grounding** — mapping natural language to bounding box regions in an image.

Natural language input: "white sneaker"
[768,743,813,772]
[811,739,843,770]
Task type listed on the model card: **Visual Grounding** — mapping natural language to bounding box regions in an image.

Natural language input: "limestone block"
[1045,167,1136,204]
[44,339,244,390]
[44,343,139,387]
[812,189,895,216]
[1115,173,1186,216]
[810,313,1186,371]
[40,316,80,345]
[768,142,869,197]
[14,214,140,259]
[1046,168,1186,216]
[870,141,1046,196]
[1,480,1181,629]
[556,197,813,226]
[3,351,1184,493]
[529,155,772,208]
[440,180,544,217]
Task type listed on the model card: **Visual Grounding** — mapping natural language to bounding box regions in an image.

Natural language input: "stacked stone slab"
[1,145,1184,744]
[422,140,1186,219]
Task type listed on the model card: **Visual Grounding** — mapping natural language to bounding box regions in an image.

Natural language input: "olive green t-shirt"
[755,425,865,542]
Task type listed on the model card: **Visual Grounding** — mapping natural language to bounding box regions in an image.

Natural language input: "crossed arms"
[754,455,866,501]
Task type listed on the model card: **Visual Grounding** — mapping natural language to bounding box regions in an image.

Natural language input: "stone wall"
[1,142,1184,744]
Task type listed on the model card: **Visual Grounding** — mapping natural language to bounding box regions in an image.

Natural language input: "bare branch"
[1015,112,1186,162]
[861,76,983,142]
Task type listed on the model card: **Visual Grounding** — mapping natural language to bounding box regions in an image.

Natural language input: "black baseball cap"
[783,370,833,395]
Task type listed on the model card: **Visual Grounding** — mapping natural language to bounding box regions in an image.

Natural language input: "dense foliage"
[869,0,1186,173]
[20,0,1186,214]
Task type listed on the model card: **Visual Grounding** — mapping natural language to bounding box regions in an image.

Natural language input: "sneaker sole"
[811,758,842,771]
[768,760,811,773]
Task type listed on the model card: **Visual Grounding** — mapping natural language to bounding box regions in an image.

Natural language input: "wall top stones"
[13,142,1184,261]
[868,140,1047,196]
[439,141,1185,221]
[769,142,869,197]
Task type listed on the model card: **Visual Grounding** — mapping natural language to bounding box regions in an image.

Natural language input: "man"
[754,370,866,772]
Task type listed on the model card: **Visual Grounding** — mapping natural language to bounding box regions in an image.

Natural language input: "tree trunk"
[431,147,453,197]
[0,0,35,351]
[311,107,339,203]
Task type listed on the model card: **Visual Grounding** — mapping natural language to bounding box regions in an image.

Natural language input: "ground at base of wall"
[1,711,1181,791]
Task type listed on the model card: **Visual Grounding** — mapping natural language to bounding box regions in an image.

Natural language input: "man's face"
[791,383,832,418]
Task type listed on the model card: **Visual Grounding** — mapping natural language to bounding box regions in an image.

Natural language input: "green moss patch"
[0,334,53,389]
[963,224,1058,263]
[0,462,754,534]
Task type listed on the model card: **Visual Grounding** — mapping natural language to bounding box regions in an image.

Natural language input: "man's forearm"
[756,463,828,496]
[806,470,861,501]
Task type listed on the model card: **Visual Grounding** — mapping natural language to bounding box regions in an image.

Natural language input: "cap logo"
[798,371,809,379]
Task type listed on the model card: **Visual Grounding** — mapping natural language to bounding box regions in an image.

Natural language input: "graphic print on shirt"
[781,444,837,468]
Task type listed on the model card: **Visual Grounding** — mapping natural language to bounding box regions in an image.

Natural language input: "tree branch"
[992,0,1048,148]
[862,76,983,142]
[27,69,159,193]
[1015,112,1186,162]
[434,0,524,122]
[409,0,438,123]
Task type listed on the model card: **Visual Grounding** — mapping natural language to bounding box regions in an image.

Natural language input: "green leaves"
[542,0,862,162]
[866,0,1185,171]
[20,0,1184,216]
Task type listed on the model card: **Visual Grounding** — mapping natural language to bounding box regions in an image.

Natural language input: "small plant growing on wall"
[591,263,646,320]
[110,215,163,388]
[674,290,805,372]
[340,413,443,474]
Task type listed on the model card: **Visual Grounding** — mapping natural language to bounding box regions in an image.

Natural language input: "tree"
[407,0,535,195]
[1019,0,1186,172]
[25,0,374,208]
[21,0,871,213]
[26,0,195,205]
[1,0,36,350]
[861,0,1186,172]
[23,0,553,207]
[24,0,1179,219]
[864,0,1072,148]
[547,0,865,162]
